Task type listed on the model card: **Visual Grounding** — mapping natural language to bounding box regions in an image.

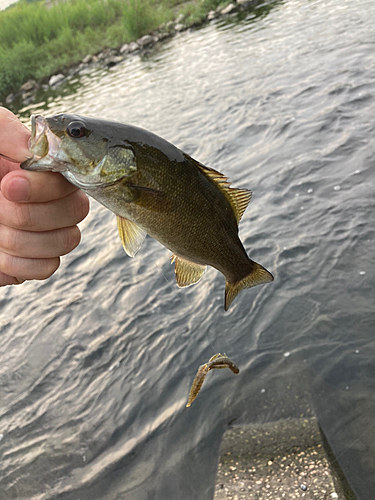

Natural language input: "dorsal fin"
[194,161,252,223]
[226,187,252,223]
[117,215,147,257]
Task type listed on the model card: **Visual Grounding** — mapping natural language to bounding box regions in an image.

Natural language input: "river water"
[1,0,375,498]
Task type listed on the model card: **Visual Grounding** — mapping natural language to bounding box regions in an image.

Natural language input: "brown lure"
[186,353,239,407]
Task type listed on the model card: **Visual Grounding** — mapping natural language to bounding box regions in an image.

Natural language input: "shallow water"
[1,0,375,498]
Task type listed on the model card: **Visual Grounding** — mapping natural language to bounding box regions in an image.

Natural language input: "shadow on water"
[1,0,375,499]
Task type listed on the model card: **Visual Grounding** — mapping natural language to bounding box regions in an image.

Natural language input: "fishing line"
[153,261,170,284]
[0,153,20,163]
[329,421,375,468]
[299,420,375,494]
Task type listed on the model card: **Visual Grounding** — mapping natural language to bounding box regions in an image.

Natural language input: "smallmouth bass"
[21,114,274,310]
[186,353,239,407]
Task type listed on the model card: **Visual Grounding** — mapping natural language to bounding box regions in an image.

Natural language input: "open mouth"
[29,115,48,158]
[21,115,68,172]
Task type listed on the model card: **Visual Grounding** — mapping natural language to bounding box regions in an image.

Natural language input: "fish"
[186,353,239,407]
[21,114,274,310]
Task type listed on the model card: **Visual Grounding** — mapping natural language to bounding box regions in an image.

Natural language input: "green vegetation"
[0,0,231,101]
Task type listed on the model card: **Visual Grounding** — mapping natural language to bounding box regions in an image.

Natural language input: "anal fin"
[117,215,147,257]
[171,255,206,288]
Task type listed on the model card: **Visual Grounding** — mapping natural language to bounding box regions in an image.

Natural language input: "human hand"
[0,107,90,287]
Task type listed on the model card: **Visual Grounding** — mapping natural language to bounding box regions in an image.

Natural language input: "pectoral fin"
[117,215,147,257]
[126,183,166,212]
[171,255,206,288]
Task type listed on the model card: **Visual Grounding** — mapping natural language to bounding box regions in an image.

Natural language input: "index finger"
[1,169,80,203]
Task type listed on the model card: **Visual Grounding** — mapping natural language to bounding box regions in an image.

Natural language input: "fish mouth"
[21,115,69,172]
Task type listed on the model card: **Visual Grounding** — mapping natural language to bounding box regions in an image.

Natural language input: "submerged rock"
[49,74,65,87]
[105,55,124,68]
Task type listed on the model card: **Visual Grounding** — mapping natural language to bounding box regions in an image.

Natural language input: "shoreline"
[1,0,266,112]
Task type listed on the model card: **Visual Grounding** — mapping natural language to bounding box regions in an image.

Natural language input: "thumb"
[0,107,31,163]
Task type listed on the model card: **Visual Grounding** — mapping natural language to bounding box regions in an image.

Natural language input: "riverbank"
[0,0,265,108]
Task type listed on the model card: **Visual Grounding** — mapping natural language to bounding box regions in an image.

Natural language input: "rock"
[158,32,170,41]
[175,13,184,24]
[128,41,140,52]
[105,55,123,67]
[207,10,217,21]
[5,93,15,105]
[174,23,185,32]
[120,43,130,54]
[76,63,90,74]
[22,92,35,105]
[97,48,116,60]
[82,54,95,64]
[20,79,39,93]
[220,3,237,15]
[137,34,154,48]
[49,73,65,87]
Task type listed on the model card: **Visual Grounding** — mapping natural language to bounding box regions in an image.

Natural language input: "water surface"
[1,0,375,498]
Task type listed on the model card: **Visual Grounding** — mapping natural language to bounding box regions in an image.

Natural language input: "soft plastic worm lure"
[186,353,239,407]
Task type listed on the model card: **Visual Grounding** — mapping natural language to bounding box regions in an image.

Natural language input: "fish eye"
[67,121,87,138]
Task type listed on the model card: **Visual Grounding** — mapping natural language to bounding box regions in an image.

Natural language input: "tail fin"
[224,262,273,311]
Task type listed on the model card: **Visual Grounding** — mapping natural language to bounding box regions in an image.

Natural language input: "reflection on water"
[1,0,375,498]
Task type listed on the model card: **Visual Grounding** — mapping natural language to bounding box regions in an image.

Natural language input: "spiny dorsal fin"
[171,254,206,288]
[117,215,147,257]
[226,188,252,223]
[194,161,252,223]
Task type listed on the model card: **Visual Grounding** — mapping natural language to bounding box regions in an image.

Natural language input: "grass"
[0,0,236,102]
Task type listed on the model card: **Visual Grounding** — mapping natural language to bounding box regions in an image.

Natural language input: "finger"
[1,170,80,203]
[0,189,90,232]
[0,107,31,163]
[0,271,24,287]
[0,252,60,281]
[0,224,81,259]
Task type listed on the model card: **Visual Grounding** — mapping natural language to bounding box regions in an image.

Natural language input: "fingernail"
[8,177,30,202]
